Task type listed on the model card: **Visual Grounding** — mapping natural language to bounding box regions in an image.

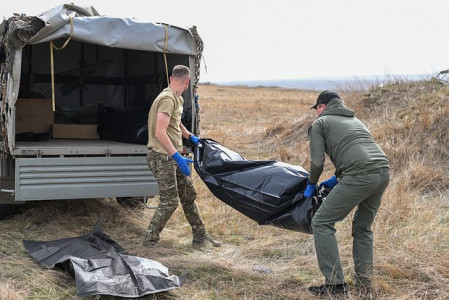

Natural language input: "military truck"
[0,4,202,217]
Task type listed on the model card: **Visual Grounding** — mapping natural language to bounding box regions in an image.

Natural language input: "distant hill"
[207,74,431,91]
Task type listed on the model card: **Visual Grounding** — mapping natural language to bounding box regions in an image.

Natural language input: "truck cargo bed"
[13,139,148,157]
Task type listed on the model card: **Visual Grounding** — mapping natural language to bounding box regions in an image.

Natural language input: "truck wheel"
[0,204,19,220]
[116,197,143,208]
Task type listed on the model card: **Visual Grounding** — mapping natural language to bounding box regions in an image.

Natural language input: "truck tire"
[116,197,143,208]
[0,204,19,220]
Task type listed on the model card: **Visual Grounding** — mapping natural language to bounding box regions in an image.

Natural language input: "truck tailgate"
[14,156,158,201]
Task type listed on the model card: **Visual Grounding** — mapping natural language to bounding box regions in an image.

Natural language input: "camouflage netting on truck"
[1,15,44,153]
[0,15,44,72]
[188,25,204,135]
[0,67,7,154]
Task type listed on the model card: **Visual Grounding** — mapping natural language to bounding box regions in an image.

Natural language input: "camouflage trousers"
[146,149,206,243]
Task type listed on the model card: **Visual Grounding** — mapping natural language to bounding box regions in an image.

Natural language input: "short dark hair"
[171,65,190,79]
[311,90,340,109]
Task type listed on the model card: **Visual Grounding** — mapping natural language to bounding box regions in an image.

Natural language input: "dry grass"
[1,80,449,299]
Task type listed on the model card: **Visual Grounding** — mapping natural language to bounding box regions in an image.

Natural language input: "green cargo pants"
[146,149,206,243]
[311,168,390,285]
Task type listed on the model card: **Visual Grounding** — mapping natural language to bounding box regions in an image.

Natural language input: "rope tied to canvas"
[50,15,74,111]
[163,25,169,86]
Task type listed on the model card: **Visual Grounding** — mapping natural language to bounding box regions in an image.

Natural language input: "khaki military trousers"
[146,149,205,242]
[311,168,390,285]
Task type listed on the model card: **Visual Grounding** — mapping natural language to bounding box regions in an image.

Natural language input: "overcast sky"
[2,0,448,82]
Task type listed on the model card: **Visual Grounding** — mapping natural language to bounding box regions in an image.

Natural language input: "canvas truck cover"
[194,139,326,234]
[1,4,197,61]
[0,3,200,154]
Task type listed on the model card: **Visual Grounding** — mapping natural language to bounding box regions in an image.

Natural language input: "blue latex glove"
[189,134,200,146]
[171,152,194,176]
[319,175,338,190]
[304,181,317,198]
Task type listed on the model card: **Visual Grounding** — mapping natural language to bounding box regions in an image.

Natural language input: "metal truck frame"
[0,4,202,214]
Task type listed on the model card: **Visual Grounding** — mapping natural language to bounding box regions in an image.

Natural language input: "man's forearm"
[179,122,192,139]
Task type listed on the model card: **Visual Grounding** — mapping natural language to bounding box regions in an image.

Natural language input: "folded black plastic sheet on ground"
[23,223,185,298]
[194,139,324,233]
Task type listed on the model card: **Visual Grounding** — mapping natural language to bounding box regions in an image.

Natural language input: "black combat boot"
[308,282,348,297]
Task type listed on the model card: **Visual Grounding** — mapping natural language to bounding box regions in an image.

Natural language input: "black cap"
[311,90,340,109]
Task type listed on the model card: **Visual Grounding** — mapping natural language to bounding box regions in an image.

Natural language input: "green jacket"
[308,98,389,183]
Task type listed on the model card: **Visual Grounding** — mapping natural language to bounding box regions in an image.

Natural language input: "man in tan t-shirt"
[144,65,221,248]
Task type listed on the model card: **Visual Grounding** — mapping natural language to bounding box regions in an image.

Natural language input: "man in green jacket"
[304,91,390,297]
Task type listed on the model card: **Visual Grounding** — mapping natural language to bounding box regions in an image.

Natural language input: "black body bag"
[23,223,184,298]
[194,139,328,234]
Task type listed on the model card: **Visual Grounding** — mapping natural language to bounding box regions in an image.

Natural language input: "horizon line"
[200,73,434,84]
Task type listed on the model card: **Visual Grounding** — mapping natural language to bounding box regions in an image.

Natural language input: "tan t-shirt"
[147,87,184,154]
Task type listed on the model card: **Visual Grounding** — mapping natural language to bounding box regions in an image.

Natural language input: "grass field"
[1,78,448,299]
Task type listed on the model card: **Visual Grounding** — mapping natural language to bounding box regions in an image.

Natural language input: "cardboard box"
[53,124,100,139]
[15,98,54,134]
